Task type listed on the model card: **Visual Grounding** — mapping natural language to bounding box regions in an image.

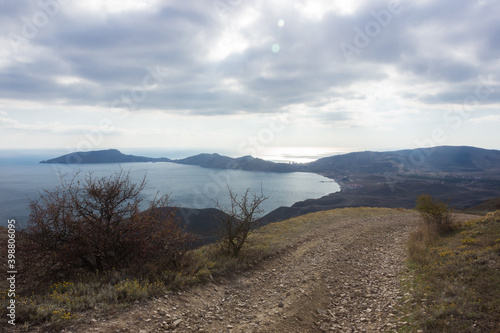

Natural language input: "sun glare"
[257,147,347,163]
[208,32,249,61]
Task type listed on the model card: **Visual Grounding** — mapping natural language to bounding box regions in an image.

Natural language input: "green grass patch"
[402,210,500,332]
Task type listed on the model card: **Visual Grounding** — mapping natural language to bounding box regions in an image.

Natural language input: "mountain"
[304,146,500,175]
[174,153,299,173]
[40,149,171,164]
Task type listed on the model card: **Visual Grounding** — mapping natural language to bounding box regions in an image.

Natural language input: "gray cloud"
[0,0,499,118]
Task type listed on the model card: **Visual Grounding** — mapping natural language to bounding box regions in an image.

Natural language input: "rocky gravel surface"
[69,210,424,333]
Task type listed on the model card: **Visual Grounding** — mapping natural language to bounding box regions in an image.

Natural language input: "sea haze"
[0,152,339,227]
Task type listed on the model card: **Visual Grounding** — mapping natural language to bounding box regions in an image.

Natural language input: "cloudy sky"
[1,0,499,160]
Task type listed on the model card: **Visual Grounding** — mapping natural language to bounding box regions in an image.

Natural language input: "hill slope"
[304,146,500,175]
[464,196,500,215]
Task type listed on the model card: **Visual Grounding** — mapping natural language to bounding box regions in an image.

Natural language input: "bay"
[0,157,339,227]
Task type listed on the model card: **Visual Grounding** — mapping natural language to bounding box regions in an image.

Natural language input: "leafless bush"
[215,187,268,257]
[19,170,193,290]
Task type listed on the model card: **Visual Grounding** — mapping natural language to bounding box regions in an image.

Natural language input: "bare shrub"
[215,187,268,257]
[19,170,193,291]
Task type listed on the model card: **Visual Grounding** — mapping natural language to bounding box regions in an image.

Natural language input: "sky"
[0,0,499,161]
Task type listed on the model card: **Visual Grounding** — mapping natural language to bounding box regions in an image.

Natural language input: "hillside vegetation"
[404,210,500,332]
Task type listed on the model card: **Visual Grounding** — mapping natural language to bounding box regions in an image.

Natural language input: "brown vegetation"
[404,196,500,332]
[19,170,193,291]
[415,194,455,235]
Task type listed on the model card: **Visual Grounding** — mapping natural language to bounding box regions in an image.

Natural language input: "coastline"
[262,172,500,223]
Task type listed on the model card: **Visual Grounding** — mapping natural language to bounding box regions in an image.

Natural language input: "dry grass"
[408,221,440,265]
[402,210,500,332]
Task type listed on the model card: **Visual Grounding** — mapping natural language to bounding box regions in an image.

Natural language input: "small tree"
[215,187,268,257]
[415,194,454,235]
[20,170,192,288]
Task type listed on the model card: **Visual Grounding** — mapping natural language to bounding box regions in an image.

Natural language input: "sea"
[0,149,340,227]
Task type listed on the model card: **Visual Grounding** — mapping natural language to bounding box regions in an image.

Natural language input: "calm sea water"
[0,151,339,227]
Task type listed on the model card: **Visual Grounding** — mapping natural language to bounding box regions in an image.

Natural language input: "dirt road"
[70,210,435,332]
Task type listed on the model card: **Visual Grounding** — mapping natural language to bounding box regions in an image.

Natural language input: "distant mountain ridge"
[40,146,500,175]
